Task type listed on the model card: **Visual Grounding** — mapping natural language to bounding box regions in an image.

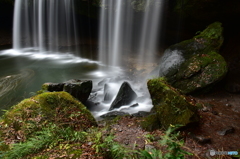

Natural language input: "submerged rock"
[141,78,199,130]
[158,22,227,94]
[109,82,137,111]
[98,78,110,86]
[42,79,92,102]
[103,84,114,102]
[0,92,97,142]
[100,111,130,119]
[132,111,151,117]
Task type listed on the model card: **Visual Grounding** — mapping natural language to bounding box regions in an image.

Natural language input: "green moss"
[197,22,223,39]
[41,83,50,91]
[168,51,227,94]
[144,78,199,130]
[0,92,97,143]
[163,22,227,94]
[140,113,160,131]
[169,22,223,57]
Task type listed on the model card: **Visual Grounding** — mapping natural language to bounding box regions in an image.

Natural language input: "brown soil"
[106,88,240,159]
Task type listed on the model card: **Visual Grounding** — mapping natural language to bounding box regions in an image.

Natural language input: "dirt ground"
[108,88,240,159]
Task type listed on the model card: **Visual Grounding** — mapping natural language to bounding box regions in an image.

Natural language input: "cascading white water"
[2,0,166,118]
[137,0,163,66]
[13,0,79,53]
[93,0,165,118]
[98,0,164,67]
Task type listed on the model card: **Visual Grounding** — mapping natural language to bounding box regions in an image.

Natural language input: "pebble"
[191,134,211,144]
[202,107,208,112]
[145,144,155,150]
[124,140,129,145]
[217,126,234,136]
[225,103,231,107]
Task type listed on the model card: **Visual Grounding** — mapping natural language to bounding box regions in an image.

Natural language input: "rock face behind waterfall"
[109,82,137,111]
[42,79,92,103]
[141,78,199,130]
[159,22,227,94]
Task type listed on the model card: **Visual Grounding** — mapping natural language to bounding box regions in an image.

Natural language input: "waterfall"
[98,0,164,67]
[13,0,79,53]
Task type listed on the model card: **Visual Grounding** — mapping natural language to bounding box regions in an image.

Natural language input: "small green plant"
[139,125,193,159]
[160,125,192,159]
[4,126,55,158]
[89,128,137,159]
[2,124,88,159]
[144,133,155,143]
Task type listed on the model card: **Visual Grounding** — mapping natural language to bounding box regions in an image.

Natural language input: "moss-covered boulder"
[0,92,97,143]
[159,22,227,94]
[141,78,199,130]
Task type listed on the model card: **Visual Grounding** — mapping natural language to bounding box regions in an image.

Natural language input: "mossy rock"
[0,92,97,142]
[168,22,223,58]
[142,78,199,130]
[159,22,227,94]
[167,51,227,94]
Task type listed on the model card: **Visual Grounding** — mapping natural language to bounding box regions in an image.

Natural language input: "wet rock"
[109,82,137,111]
[103,84,114,102]
[83,100,102,111]
[98,78,110,86]
[42,83,65,92]
[63,80,92,103]
[130,103,139,107]
[142,78,199,130]
[88,92,98,101]
[42,79,92,103]
[132,111,151,117]
[217,126,235,136]
[158,22,227,94]
[100,111,130,119]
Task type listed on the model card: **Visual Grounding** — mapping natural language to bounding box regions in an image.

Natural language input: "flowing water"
[98,0,164,67]
[13,0,79,53]
[0,0,164,118]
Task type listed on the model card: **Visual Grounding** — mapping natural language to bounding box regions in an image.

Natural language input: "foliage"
[139,125,193,159]
[0,92,96,145]
[88,128,137,158]
[1,124,87,159]
[0,116,195,158]
[0,92,194,158]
